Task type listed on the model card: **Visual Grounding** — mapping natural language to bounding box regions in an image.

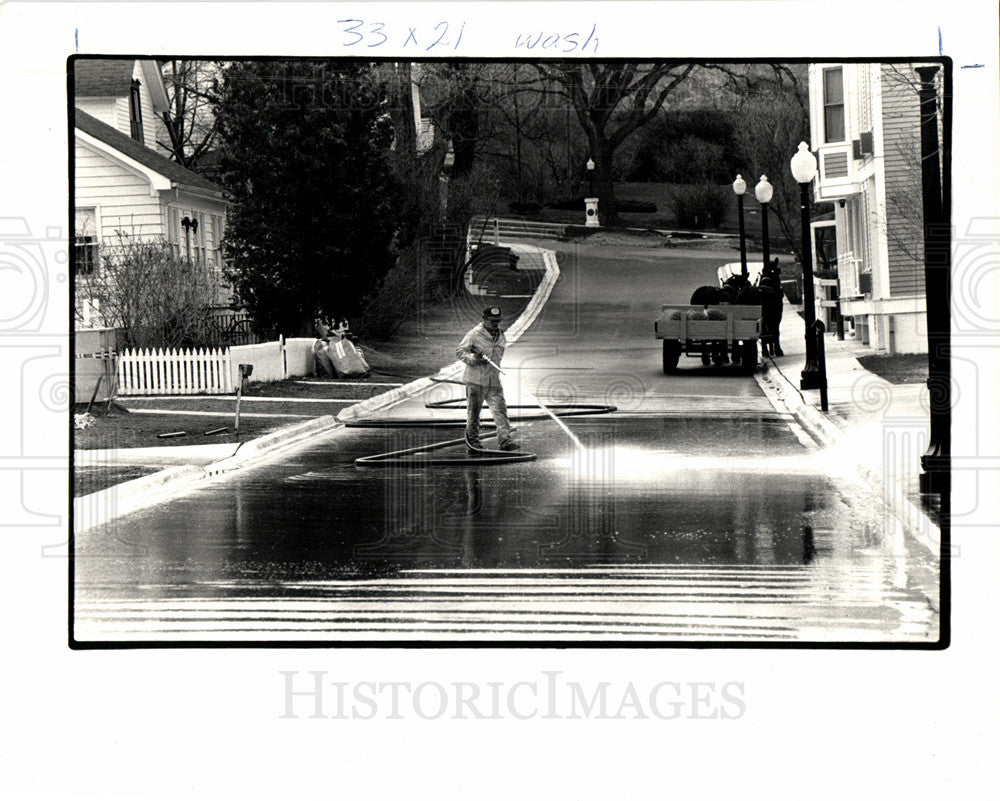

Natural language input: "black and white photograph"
[2,1,998,798]
[71,55,946,644]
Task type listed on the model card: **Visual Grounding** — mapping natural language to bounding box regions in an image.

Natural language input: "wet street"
[75,238,939,642]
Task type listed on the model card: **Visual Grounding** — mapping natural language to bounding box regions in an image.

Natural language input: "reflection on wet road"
[75,241,939,643]
[76,416,939,642]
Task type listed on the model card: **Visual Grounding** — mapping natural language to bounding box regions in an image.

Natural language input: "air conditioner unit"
[859,271,873,295]
[852,131,875,159]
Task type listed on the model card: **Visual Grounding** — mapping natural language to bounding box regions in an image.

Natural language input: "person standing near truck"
[456,306,519,453]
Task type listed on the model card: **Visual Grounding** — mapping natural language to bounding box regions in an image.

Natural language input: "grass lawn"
[856,354,928,385]
[74,404,285,451]
[518,181,770,242]
[73,279,532,453]
[75,464,162,497]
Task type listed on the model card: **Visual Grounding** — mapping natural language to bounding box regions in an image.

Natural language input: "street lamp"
[790,141,825,397]
[915,65,950,498]
[584,158,600,227]
[732,174,748,278]
[754,175,773,275]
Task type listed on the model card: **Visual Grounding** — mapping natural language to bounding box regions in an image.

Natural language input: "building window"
[75,208,99,275]
[823,68,845,143]
[129,79,144,142]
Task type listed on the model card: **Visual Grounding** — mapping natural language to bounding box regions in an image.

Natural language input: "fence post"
[140,347,148,394]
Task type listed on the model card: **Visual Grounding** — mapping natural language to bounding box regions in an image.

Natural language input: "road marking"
[293,380,404,387]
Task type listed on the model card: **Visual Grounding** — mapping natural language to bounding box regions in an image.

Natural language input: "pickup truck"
[654,304,761,374]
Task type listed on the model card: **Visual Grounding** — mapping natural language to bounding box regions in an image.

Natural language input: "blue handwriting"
[515,24,598,54]
[337,19,466,51]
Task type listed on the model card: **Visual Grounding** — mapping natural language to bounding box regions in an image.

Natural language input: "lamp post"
[790,142,825,394]
[915,65,950,498]
[733,174,748,278]
[754,175,773,275]
[584,158,599,227]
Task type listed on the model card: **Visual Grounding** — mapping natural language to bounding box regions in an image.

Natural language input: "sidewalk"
[755,299,940,556]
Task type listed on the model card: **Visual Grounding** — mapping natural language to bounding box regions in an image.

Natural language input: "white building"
[73,58,231,328]
[808,62,939,353]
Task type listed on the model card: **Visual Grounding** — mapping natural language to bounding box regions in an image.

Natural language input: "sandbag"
[324,338,370,378]
[313,339,337,377]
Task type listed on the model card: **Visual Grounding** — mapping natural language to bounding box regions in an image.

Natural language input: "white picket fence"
[114,337,320,396]
[117,347,234,396]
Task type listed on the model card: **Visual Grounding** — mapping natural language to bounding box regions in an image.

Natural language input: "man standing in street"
[456,306,519,453]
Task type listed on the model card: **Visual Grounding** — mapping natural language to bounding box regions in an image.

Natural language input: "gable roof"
[74,58,169,113]
[74,59,138,97]
[75,109,224,196]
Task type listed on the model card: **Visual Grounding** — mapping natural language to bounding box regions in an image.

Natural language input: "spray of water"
[498,366,587,453]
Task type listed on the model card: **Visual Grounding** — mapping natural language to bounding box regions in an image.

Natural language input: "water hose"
[347,397,617,467]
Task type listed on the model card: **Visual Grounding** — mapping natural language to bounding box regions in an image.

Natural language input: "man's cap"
[482,306,502,321]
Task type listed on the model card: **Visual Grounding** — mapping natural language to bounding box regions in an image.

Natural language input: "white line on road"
[293,380,404,387]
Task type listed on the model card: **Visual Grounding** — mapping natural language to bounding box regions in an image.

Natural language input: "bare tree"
[157,60,222,172]
[534,63,699,221]
[726,64,812,263]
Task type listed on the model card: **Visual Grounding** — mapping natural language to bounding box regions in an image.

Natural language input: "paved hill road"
[74,236,939,644]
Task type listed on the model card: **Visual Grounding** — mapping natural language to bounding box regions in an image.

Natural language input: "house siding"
[75,97,118,129]
[111,62,160,145]
[880,64,926,298]
[75,140,165,239]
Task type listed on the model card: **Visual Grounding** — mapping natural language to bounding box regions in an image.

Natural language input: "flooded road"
[76,416,938,642]
[74,239,939,643]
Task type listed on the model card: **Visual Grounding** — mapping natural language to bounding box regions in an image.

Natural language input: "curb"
[754,365,841,449]
[76,243,562,529]
[75,442,240,465]
[75,464,207,534]
[754,359,941,557]
[75,417,344,532]
[204,415,342,475]
[337,243,560,424]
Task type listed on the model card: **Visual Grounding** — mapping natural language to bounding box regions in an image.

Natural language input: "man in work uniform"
[456,306,519,453]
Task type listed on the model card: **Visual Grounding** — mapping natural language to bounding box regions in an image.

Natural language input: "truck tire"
[662,340,681,374]
[740,340,758,373]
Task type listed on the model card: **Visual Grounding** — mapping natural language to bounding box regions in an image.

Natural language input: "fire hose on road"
[347,377,617,467]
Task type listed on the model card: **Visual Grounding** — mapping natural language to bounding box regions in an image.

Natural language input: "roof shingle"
[75,109,224,195]
[73,58,138,97]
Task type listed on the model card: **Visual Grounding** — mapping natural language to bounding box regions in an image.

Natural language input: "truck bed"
[655,305,762,342]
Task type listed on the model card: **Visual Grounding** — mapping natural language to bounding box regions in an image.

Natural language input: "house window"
[75,208,99,275]
[823,68,845,143]
[129,79,144,142]
[210,214,225,267]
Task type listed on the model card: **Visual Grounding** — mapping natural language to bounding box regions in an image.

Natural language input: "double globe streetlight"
[732,173,772,281]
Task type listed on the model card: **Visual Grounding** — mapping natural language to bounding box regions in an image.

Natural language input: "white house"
[73,58,231,327]
[808,62,938,354]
